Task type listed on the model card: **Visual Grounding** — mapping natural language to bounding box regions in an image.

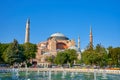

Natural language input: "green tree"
[108,47,120,67]
[54,49,77,66]
[65,49,77,66]
[54,51,68,65]
[82,44,108,67]
[86,43,94,51]
[107,46,114,66]
[0,43,10,63]
[46,55,55,64]
[82,50,98,65]
[19,44,25,62]
[95,44,108,67]
[95,44,107,54]
[23,42,37,63]
[2,39,23,65]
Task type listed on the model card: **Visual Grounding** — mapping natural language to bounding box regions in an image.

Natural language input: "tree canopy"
[2,39,23,65]
[0,43,10,63]
[0,40,120,68]
[82,44,108,67]
[107,47,120,67]
[0,39,37,65]
[54,49,77,66]
[23,42,37,62]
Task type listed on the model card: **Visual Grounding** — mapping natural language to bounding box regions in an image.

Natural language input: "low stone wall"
[0,68,120,74]
[19,68,120,74]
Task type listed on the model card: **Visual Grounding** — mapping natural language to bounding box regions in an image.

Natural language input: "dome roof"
[48,32,69,40]
[50,32,65,37]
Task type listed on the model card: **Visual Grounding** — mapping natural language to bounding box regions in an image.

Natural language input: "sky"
[0,0,120,49]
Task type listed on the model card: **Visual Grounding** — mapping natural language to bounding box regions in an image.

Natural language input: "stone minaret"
[25,18,30,43]
[89,26,93,49]
[78,36,81,52]
[77,36,81,60]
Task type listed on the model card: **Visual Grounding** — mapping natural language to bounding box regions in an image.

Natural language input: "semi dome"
[48,32,69,40]
[69,46,78,51]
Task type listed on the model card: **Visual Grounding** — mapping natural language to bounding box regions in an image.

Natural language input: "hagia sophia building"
[24,19,93,67]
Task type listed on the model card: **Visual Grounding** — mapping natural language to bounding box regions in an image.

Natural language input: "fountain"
[16,69,19,79]
[0,68,120,80]
[37,69,39,76]
[54,71,57,75]
[75,72,78,75]
[43,71,46,77]
[11,68,19,79]
[25,64,30,80]
[62,71,66,78]
[101,69,107,80]
[94,69,97,80]
[70,72,75,78]
[48,70,51,80]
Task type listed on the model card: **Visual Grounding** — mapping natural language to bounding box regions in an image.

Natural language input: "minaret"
[78,36,81,52]
[89,26,93,49]
[25,18,30,43]
[77,36,81,60]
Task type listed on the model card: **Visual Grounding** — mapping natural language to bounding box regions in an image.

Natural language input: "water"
[101,69,107,79]
[0,69,120,80]
[11,68,19,79]
[94,69,97,80]
[48,70,51,80]
[62,71,66,78]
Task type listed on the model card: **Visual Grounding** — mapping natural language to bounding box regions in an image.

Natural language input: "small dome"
[50,32,65,37]
[69,46,78,51]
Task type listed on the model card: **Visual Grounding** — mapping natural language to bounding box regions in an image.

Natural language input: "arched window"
[56,42,68,49]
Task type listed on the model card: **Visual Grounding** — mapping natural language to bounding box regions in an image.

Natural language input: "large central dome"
[50,32,65,37]
[48,32,69,40]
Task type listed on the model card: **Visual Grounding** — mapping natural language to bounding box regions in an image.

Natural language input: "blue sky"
[0,0,120,49]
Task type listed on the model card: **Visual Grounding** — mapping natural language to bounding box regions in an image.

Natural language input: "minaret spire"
[25,18,30,43]
[89,26,93,49]
[77,35,81,60]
